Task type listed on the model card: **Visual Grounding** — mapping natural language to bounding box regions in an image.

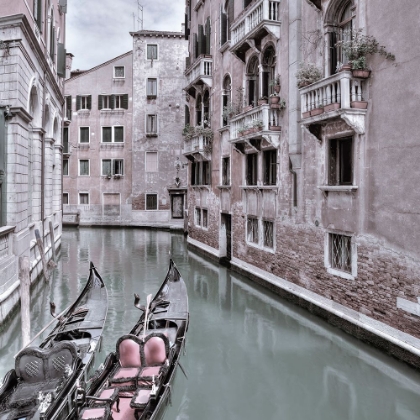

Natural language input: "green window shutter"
[76,95,81,110]
[110,95,115,110]
[122,94,128,109]
[57,43,66,77]
[205,18,211,55]
[184,13,190,40]
[98,95,103,110]
[193,33,198,59]
[66,95,72,120]
[221,9,227,46]
[198,25,204,56]
[87,95,92,110]
[227,0,234,38]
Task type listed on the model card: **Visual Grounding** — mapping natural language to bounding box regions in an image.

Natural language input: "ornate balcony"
[184,55,213,97]
[183,133,212,162]
[300,70,368,135]
[230,0,281,61]
[229,104,281,153]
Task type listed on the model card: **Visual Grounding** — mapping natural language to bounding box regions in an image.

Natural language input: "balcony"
[229,104,281,153]
[230,0,281,61]
[183,134,212,162]
[184,55,213,97]
[300,70,368,135]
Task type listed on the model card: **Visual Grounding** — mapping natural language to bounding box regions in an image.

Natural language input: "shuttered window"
[205,17,211,54]
[65,95,72,120]
[101,126,124,143]
[79,127,90,143]
[145,152,158,172]
[102,127,112,143]
[63,127,69,153]
[114,66,125,78]
[147,115,158,135]
[147,44,158,60]
[220,7,228,46]
[147,79,157,97]
[98,94,128,110]
[76,95,92,110]
[34,0,42,31]
[79,160,90,176]
[146,194,158,210]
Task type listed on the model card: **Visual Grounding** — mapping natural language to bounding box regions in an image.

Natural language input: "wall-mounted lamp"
[4,105,13,120]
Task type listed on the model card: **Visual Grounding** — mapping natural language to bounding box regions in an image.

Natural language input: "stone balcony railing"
[229,104,281,150]
[230,0,281,60]
[300,70,368,134]
[184,55,213,93]
[183,134,212,161]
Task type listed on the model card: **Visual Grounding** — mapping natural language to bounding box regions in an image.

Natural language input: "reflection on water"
[1,228,420,420]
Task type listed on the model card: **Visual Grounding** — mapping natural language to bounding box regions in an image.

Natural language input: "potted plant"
[270,92,280,105]
[310,100,324,116]
[269,74,281,93]
[335,29,395,79]
[243,103,254,112]
[295,62,322,88]
[257,96,268,106]
[252,119,264,132]
[182,123,195,141]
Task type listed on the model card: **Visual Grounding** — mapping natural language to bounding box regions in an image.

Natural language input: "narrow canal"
[1,228,420,419]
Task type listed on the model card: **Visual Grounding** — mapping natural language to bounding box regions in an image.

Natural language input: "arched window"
[246,56,259,107]
[222,75,231,126]
[262,46,276,97]
[328,1,354,74]
[196,94,202,126]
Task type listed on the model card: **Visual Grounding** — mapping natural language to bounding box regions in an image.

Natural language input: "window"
[79,127,90,143]
[202,161,210,185]
[102,159,124,176]
[329,137,353,185]
[145,152,158,172]
[195,208,201,226]
[98,94,129,110]
[114,66,125,78]
[146,114,158,135]
[76,95,92,110]
[246,153,258,185]
[246,56,259,106]
[202,209,208,228]
[63,159,69,176]
[63,193,69,205]
[147,44,158,60]
[33,0,42,30]
[146,194,158,210]
[222,157,230,185]
[222,75,231,126]
[79,160,90,176]
[262,46,276,98]
[247,217,258,244]
[329,233,352,273]
[191,161,211,186]
[101,126,124,143]
[79,193,89,204]
[196,94,202,126]
[263,220,274,248]
[147,78,157,97]
[263,150,277,185]
[63,127,69,153]
[65,95,72,120]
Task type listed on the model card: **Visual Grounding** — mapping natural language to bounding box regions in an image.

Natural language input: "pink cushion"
[144,337,167,365]
[118,339,141,368]
[81,407,106,419]
[140,366,161,377]
[133,389,151,406]
[98,388,115,399]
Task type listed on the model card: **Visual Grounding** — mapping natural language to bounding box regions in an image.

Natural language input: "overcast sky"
[66,0,185,70]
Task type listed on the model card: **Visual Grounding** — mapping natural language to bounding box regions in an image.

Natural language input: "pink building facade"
[184,0,420,367]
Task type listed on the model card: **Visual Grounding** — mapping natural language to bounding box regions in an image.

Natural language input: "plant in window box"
[269,74,281,93]
[195,126,214,140]
[269,92,280,105]
[335,29,395,79]
[182,123,195,141]
[252,120,264,132]
[295,62,322,88]
[257,96,268,106]
[310,100,324,116]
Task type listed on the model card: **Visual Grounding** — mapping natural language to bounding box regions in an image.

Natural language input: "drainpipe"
[41,71,47,241]
[0,108,6,227]
[289,158,297,208]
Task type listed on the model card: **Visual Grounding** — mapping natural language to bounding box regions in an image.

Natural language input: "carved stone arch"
[246,54,260,106]
[53,116,59,141]
[196,93,203,126]
[246,54,260,75]
[28,78,42,127]
[324,0,354,27]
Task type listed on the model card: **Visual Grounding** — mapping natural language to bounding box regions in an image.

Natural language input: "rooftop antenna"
[136,1,144,31]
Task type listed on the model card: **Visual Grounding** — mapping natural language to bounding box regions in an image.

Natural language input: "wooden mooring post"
[19,256,31,347]
[35,229,49,281]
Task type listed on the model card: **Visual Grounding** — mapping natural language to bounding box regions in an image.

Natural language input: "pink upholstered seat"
[144,336,167,366]
[80,406,109,419]
[110,335,143,387]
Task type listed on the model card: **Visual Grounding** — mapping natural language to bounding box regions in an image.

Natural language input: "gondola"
[76,259,189,420]
[0,262,108,420]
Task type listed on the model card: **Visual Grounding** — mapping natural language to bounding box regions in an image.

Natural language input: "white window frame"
[195,207,201,226]
[78,159,90,176]
[79,126,90,144]
[101,159,124,176]
[246,216,259,244]
[146,78,158,97]
[113,66,125,78]
[145,151,158,172]
[325,231,357,280]
[79,95,90,110]
[146,114,158,136]
[63,192,69,205]
[146,44,158,60]
[101,94,112,109]
[202,208,208,229]
[114,94,125,109]
[78,192,89,205]
[101,125,124,143]
[63,159,69,176]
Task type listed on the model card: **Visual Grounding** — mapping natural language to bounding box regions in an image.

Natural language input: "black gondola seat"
[9,342,79,408]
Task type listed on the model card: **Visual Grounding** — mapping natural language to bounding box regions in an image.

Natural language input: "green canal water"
[1,228,420,419]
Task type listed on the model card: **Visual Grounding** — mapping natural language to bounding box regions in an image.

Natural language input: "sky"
[66,0,185,70]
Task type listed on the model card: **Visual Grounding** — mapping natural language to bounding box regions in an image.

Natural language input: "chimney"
[65,53,74,79]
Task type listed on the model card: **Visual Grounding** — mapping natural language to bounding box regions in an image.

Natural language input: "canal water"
[1,228,420,419]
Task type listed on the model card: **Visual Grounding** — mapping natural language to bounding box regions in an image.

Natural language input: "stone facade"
[184,0,420,362]
[0,0,66,323]
[64,30,189,228]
